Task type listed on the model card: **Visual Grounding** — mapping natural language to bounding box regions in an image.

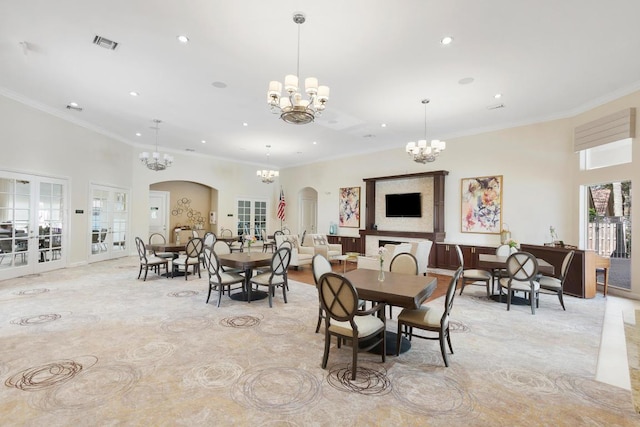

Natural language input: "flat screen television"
[385,192,422,217]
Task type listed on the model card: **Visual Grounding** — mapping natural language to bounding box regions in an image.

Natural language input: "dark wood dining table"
[477,253,555,304]
[344,268,438,355]
[217,252,272,301]
[477,253,555,276]
[146,243,185,253]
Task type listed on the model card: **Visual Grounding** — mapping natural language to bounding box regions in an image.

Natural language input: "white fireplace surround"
[364,234,431,256]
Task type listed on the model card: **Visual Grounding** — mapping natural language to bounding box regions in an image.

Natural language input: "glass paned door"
[236,199,267,240]
[0,172,67,280]
[90,185,129,262]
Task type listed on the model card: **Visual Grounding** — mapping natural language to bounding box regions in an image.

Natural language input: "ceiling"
[2,1,640,169]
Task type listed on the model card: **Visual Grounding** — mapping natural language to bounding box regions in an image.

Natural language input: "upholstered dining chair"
[148,232,177,261]
[317,272,386,380]
[395,267,463,367]
[312,254,333,333]
[248,246,292,307]
[538,250,575,310]
[201,231,217,267]
[135,236,169,281]
[172,237,204,280]
[202,246,245,307]
[212,240,243,274]
[492,244,516,293]
[261,229,276,253]
[499,251,540,314]
[388,252,419,319]
[456,245,493,297]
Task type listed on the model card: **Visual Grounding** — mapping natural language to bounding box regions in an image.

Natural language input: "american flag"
[277,188,286,221]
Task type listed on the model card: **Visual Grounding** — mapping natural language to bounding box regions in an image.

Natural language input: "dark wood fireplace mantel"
[360,170,448,243]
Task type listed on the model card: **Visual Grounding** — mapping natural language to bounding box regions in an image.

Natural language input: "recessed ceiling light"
[441,36,453,45]
[129,91,139,97]
[312,141,317,145]
[177,35,189,43]
[69,102,78,107]
[242,122,248,127]
[381,123,387,128]
[494,93,502,99]
[135,132,141,137]
[212,81,227,89]
[458,77,474,85]
[201,140,206,144]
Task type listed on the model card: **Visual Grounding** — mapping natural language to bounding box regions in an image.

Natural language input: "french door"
[89,184,129,262]
[0,171,67,280]
[236,199,267,239]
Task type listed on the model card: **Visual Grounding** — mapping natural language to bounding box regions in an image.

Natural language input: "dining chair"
[456,245,492,297]
[248,246,292,307]
[317,272,386,380]
[261,229,276,253]
[395,267,463,367]
[538,250,575,310]
[213,240,243,275]
[172,237,204,280]
[499,251,540,314]
[148,232,177,261]
[134,236,169,281]
[388,252,419,319]
[202,246,245,307]
[312,254,333,333]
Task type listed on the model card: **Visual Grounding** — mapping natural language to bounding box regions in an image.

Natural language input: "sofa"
[275,234,314,269]
[303,233,342,261]
[357,240,433,275]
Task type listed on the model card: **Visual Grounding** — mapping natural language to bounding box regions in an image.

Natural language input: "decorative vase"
[247,244,251,254]
[378,267,385,282]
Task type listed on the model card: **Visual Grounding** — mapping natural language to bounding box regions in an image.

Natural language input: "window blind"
[573,108,635,152]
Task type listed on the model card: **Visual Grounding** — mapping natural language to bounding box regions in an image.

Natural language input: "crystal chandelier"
[406,99,446,163]
[267,13,329,125]
[139,119,174,171]
[256,145,279,184]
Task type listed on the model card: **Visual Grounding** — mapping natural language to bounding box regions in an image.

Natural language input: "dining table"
[477,253,555,304]
[344,268,438,355]
[145,243,186,277]
[217,252,272,301]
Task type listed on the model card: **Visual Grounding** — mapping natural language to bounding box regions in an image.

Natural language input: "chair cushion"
[250,272,286,286]
[329,315,384,337]
[216,272,245,284]
[538,275,561,290]
[464,269,492,280]
[146,256,169,265]
[283,235,300,249]
[499,278,540,292]
[397,306,443,328]
[173,257,200,266]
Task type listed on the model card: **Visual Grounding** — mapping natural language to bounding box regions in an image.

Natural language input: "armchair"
[274,234,314,269]
[304,233,342,261]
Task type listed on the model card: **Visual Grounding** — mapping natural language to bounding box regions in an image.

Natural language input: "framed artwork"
[339,187,360,228]
[461,176,502,234]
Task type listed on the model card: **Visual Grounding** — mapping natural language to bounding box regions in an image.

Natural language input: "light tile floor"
[596,293,640,390]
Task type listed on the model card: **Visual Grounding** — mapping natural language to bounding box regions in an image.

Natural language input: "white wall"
[1,90,638,299]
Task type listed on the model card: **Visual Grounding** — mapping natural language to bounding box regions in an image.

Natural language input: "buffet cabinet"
[435,243,495,270]
[327,235,362,254]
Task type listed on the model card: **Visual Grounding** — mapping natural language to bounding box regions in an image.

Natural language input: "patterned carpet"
[0,257,638,426]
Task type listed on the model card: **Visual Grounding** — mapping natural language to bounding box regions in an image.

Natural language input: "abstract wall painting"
[339,187,360,228]
[461,176,502,234]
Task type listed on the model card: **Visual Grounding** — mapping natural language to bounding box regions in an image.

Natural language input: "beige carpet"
[0,257,637,426]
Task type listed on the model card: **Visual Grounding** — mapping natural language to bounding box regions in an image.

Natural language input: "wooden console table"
[520,244,599,298]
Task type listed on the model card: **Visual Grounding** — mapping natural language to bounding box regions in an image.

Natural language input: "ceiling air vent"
[92,35,118,50]
[487,103,505,110]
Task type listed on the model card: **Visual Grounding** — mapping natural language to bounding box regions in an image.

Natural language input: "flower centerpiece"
[506,239,518,249]
[244,234,257,253]
[377,246,387,281]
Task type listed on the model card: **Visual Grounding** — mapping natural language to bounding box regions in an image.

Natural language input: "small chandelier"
[256,145,279,184]
[406,99,446,163]
[139,119,173,171]
[267,13,329,125]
